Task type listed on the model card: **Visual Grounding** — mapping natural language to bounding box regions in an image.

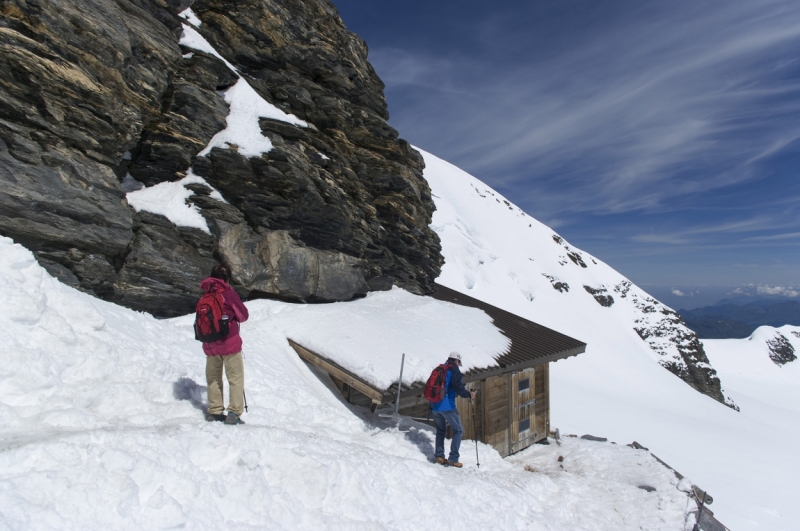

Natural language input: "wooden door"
[510,367,538,454]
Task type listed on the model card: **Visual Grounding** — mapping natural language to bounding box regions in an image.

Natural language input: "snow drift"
[0,236,690,530]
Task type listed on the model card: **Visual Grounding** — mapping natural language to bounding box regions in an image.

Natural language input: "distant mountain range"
[679,299,800,338]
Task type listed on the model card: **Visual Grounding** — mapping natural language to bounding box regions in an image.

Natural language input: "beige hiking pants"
[206,352,244,416]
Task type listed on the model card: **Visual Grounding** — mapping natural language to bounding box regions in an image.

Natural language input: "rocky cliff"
[0,0,443,317]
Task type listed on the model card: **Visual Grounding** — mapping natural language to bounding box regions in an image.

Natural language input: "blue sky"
[332,0,800,308]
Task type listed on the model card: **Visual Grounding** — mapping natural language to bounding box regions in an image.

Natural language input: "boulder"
[215,221,368,302]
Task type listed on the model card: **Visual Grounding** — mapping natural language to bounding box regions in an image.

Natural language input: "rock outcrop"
[0,0,443,317]
[766,332,796,366]
[620,280,737,409]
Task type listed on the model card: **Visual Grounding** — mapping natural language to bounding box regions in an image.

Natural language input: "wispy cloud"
[741,232,800,242]
[371,0,800,218]
[630,215,789,245]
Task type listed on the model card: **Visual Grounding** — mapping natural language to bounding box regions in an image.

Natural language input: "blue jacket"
[431,364,471,412]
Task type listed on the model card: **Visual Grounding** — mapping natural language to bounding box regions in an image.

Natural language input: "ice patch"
[177,15,306,159]
[178,7,202,28]
[199,78,307,158]
[125,172,225,233]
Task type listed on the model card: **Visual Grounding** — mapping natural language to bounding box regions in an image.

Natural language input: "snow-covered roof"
[430,283,587,377]
[284,284,586,400]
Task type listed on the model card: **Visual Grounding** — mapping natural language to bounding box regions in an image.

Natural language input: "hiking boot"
[206,413,226,422]
[224,412,245,425]
[447,460,463,468]
[435,456,447,465]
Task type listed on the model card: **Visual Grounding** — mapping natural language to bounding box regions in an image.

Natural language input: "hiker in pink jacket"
[201,264,249,425]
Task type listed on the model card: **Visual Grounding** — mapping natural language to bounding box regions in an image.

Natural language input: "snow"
[0,236,691,529]
[125,8,309,234]
[125,172,224,234]
[198,77,307,158]
[178,8,307,159]
[420,147,799,531]
[178,7,202,28]
[704,325,800,416]
[179,23,235,72]
[259,287,508,390]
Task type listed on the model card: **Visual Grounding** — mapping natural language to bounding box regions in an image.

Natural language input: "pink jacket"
[199,277,249,356]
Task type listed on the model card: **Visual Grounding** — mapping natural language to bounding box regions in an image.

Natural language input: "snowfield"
[0,237,691,530]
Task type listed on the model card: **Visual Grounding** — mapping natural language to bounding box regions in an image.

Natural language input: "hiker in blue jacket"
[432,352,475,468]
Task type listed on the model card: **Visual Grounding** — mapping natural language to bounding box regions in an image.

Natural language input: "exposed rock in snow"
[766,332,797,366]
[630,292,736,409]
[583,285,615,307]
[542,273,570,292]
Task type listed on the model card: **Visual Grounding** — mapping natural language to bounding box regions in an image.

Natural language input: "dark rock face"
[622,280,738,410]
[183,0,442,294]
[583,285,614,307]
[0,0,442,317]
[766,333,796,366]
[542,273,569,293]
[0,0,181,258]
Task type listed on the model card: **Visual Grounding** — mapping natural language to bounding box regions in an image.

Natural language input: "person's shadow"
[173,377,208,413]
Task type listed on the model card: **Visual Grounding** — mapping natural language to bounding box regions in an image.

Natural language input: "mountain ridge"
[679,299,800,338]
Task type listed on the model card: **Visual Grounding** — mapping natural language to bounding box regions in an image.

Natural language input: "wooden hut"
[289,283,587,458]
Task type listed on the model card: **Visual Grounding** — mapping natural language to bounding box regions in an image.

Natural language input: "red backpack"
[423,364,452,403]
[194,289,230,343]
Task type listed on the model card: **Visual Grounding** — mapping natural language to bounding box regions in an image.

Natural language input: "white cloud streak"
[371,0,800,218]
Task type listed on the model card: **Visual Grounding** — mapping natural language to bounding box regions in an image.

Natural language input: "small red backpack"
[423,364,451,403]
[194,289,230,343]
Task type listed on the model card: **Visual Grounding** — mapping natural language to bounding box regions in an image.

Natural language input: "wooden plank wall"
[481,374,509,457]
[454,381,480,443]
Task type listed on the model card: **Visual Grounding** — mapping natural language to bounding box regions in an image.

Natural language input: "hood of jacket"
[200,277,229,292]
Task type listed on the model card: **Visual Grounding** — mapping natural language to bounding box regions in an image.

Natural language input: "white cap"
[448,352,462,362]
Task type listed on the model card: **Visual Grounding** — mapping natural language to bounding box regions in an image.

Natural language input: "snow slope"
[704,326,800,427]
[421,149,799,531]
[0,237,691,530]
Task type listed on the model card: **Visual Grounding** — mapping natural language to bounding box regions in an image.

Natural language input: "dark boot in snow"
[206,413,226,422]
[225,412,245,425]
[435,456,447,465]
[447,460,463,468]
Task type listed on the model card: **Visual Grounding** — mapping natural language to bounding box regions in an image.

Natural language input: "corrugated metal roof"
[429,283,587,378]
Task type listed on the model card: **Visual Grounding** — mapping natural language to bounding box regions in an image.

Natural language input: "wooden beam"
[287,339,385,404]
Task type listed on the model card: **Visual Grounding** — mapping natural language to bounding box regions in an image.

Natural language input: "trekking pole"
[242,351,248,413]
[471,392,480,468]
[379,353,406,420]
[394,353,405,417]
